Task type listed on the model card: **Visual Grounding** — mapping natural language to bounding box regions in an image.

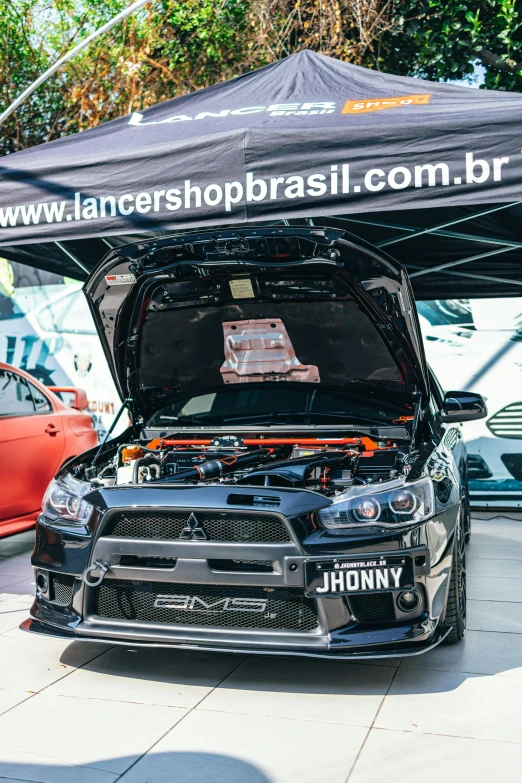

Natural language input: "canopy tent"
[1,50,522,299]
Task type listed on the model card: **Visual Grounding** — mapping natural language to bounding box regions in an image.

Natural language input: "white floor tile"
[0,635,109,692]
[468,542,522,561]
[0,577,27,591]
[118,708,366,783]
[468,575,522,602]
[472,527,522,547]
[467,557,522,577]
[0,590,34,607]
[0,578,35,596]
[0,694,186,777]
[0,603,31,634]
[468,599,522,633]
[0,689,32,717]
[401,629,522,677]
[199,655,395,727]
[375,666,522,743]
[47,646,245,708]
[0,560,34,578]
[350,727,522,783]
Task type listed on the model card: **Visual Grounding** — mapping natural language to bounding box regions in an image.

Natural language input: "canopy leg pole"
[0,0,150,128]
[408,264,522,288]
[54,241,89,275]
[429,229,522,249]
[332,217,417,233]
[377,201,522,248]
[408,244,520,279]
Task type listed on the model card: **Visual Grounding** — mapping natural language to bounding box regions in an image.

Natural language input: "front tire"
[442,515,467,644]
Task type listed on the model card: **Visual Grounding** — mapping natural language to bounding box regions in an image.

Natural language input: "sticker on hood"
[105,273,136,286]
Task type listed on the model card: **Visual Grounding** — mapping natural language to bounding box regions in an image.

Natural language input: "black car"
[22,226,486,659]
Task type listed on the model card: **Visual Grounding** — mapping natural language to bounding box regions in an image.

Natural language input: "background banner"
[1,51,522,246]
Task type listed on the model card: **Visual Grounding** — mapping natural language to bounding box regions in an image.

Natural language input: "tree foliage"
[384,1,522,88]
[1,0,521,156]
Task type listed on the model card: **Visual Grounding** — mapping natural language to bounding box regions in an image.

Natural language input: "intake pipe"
[157,448,277,483]
[238,450,353,487]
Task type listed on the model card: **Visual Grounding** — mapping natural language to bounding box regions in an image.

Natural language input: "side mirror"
[48,386,89,410]
[441,391,487,423]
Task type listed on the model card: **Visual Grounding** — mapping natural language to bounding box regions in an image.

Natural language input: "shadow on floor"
[56,634,507,699]
[0,530,35,560]
[0,751,273,783]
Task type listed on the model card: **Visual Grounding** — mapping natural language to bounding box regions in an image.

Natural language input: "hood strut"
[91,397,131,466]
[408,389,422,458]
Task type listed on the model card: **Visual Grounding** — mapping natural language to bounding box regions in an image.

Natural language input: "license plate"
[304,555,414,597]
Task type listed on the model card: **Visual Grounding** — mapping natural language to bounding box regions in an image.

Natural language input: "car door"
[0,369,66,523]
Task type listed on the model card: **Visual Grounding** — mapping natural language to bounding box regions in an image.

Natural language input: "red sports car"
[0,362,97,538]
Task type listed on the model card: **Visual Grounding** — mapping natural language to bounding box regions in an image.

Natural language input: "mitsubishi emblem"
[179,512,207,540]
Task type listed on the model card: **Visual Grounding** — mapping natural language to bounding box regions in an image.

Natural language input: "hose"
[157,447,277,483]
[132,454,162,484]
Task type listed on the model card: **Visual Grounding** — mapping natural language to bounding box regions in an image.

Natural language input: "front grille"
[487,403,522,439]
[119,555,178,569]
[348,593,396,624]
[104,510,291,542]
[93,580,318,630]
[501,454,522,482]
[50,573,75,605]
[208,559,274,573]
[444,429,459,450]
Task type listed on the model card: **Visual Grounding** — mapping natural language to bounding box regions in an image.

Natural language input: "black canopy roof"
[1,51,521,298]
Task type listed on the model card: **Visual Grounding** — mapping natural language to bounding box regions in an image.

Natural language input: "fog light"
[397,590,420,612]
[36,572,48,593]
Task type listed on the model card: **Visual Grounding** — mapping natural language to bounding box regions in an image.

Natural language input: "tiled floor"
[0,517,520,782]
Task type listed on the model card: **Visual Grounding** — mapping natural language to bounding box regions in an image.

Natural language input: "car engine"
[73,433,407,499]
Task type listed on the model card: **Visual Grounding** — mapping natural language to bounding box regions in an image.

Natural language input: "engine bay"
[74,432,409,498]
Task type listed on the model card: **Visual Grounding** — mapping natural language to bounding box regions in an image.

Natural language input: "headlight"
[42,475,94,525]
[318,477,434,529]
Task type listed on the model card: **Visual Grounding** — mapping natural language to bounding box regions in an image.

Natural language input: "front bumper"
[21,616,451,659]
[25,486,458,659]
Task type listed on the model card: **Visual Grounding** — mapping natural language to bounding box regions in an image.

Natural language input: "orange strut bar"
[147,436,382,451]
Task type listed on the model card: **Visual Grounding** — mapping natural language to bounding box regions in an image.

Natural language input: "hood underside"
[84,226,428,421]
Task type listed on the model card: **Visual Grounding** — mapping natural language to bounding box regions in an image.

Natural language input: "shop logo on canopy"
[342,94,431,114]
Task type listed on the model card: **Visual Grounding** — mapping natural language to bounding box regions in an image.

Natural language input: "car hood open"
[84,226,429,422]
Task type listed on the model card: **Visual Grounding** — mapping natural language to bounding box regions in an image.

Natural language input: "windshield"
[147,384,411,427]
[417,300,472,327]
[468,297,522,331]
[0,282,95,334]
[35,289,96,335]
[418,298,522,332]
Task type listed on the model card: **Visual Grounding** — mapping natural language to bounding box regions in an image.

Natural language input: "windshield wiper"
[293,412,390,425]
[223,411,390,425]
[155,414,214,426]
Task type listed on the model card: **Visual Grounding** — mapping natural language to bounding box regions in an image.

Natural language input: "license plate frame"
[304,554,414,597]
